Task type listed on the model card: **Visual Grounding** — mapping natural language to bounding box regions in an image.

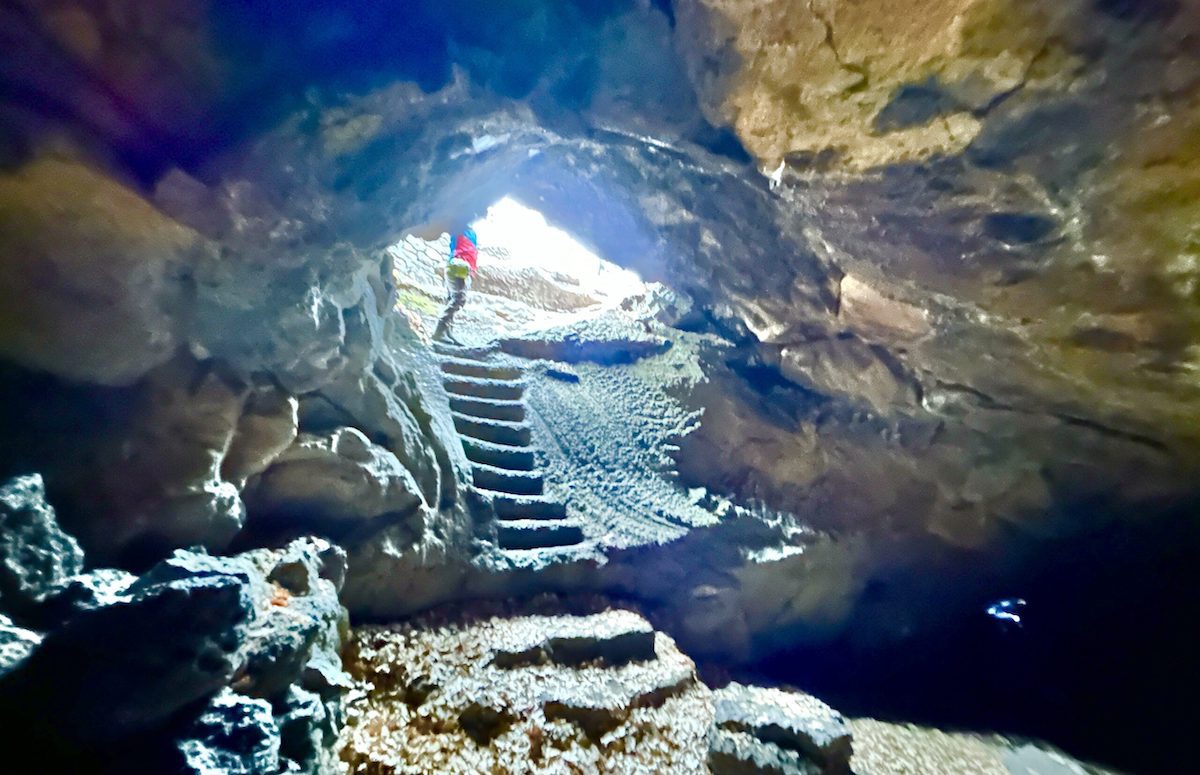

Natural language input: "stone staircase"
[434,341,589,560]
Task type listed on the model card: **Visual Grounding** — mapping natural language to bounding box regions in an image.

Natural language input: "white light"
[471,197,644,299]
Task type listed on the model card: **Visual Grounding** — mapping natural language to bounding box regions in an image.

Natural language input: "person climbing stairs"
[433,340,589,560]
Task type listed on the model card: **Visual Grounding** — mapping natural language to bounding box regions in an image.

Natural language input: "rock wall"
[2,1,1199,770]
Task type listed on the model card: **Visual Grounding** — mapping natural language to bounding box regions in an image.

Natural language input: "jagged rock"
[0,558,253,745]
[27,568,137,629]
[276,685,339,775]
[0,614,41,678]
[245,543,352,703]
[222,386,300,488]
[778,339,920,415]
[711,683,853,775]
[176,690,281,775]
[246,427,424,527]
[0,473,85,615]
[137,539,351,705]
[0,536,349,766]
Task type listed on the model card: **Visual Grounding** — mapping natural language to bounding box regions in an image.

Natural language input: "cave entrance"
[472,197,645,300]
[390,196,646,345]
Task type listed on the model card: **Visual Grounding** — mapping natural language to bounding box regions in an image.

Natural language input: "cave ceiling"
[2,0,1199,550]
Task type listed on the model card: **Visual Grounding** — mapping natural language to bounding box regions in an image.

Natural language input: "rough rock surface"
[339,602,1113,774]
[26,567,138,629]
[848,719,1120,775]
[246,427,424,528]
[0,536,350,770]
[0,157,195,385]
[176,690,281,775]
[0,473,85,614]
[0,554,254,745]
[0,614,40,678]
[711,683,852,774]
[339,604,716,773]
[1,1,1198,770]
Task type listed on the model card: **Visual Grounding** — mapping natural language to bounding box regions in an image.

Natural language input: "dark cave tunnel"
[3,1,1200,773]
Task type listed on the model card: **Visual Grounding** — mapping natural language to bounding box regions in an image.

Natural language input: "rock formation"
[0,477,350,772]
[1,0,1198,771]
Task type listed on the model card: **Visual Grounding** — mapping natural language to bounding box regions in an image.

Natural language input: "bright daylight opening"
[470,197,645,300]
[390,196,647,344]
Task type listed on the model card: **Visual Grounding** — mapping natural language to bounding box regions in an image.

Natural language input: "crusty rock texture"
[340,603,1112,775]
[0,474,85,614]
[0,534,351,773]
[1,0,1198,770]
[341,605,715,773]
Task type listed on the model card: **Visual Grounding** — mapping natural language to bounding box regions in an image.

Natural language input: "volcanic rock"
[176,690,281,775]
[0,473,85,616]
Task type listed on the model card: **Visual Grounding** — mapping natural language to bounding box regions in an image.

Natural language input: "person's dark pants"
[433,276,468,340]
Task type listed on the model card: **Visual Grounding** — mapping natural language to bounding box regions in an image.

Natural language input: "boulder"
[711,683,853,775]
[0,537,350,765]
[222,386,300,489]
[246,427,424,527]
[131,539,351,705]
[59,355,252,563]
[0,157,194,385]
[0,560,253,745]
[176,690,281,775]
[241,540,352,702]
[0,473,85,615]
[276,685,340,774]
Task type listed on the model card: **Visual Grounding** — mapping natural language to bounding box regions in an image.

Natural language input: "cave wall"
[0,0,1197,728]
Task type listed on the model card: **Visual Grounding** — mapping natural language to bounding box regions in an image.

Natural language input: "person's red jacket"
[451,231,479,275]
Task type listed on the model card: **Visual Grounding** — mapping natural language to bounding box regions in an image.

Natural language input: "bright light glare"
[471,197,644,300]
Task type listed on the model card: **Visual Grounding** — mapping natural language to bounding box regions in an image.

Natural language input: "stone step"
[472,463,544,496]
[448,395,526,423]
[452,413,532,447]
[496,519,586,550]
[432,341,499,360]
[443,375,526,401]
[493,611,657,669]
[480,492,568,520]
[710,684,853,775]
[462,437,537,471]
[440,356,523,381]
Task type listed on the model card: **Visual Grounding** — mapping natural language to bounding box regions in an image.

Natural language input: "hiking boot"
[432,325,461,345]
